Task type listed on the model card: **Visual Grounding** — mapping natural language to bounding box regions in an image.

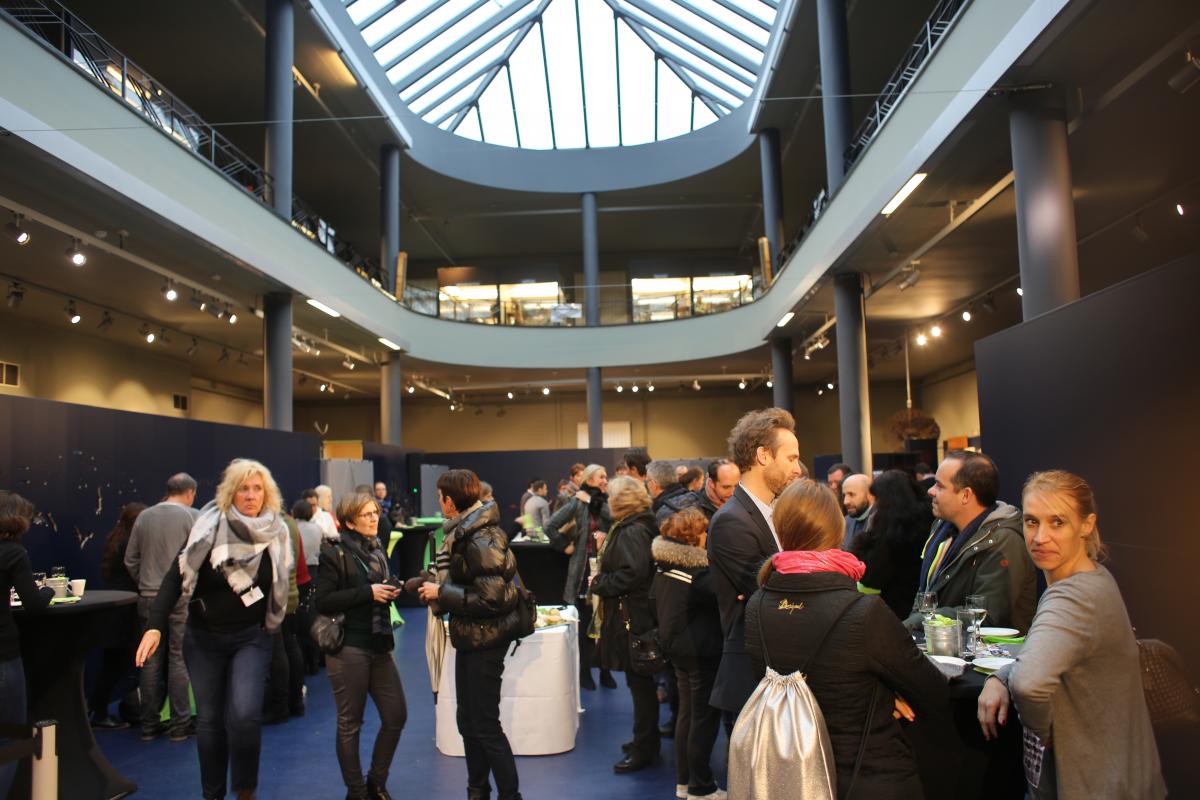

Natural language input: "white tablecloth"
[435,609,580,756]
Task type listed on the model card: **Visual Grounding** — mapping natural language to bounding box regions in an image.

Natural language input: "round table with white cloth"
[434,605,581,756]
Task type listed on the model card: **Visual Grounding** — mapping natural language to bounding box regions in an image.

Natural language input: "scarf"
[178,500,292,632]
[917,504,997,592]
[772,549,866,581]
[338,529,392,638]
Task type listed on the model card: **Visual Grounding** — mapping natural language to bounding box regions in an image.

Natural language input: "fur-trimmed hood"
[652,535,708,570]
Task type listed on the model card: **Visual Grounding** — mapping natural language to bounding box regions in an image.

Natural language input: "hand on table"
[977,675,1010,740]
[135,629,161,667]
[892,696,916,722]
[371,583,400,603]
[416,581,441,604]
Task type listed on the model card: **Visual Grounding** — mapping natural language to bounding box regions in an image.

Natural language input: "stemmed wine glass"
[917,592,938,621]
[966,594,988,655]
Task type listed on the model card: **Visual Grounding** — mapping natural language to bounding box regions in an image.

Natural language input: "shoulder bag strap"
[755,591,773,671]
[845,681,880,799]
[798,593,867,673]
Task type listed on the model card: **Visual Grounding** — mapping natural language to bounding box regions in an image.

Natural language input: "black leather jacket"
[438,502,521,652]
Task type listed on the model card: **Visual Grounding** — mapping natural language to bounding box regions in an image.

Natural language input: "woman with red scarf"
[744,480,948,800]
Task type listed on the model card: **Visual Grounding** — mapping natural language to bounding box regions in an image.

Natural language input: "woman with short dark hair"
[90,502,146,729]
[418,469,523,800]
[317,492,406,800]
[0,491,54,797]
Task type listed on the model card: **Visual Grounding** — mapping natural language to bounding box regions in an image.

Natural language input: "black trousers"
[674,663,721,795]
[456,645,520,800]
[327,646,408,794]
[626,669,661,760]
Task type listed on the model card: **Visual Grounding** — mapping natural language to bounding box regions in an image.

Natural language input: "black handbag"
[620,598,666,676]
[512,570,537,640]
[1137,637,1200,729]
[309,545,352,655]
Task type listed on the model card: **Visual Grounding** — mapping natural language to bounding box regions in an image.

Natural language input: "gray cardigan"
[995,565,1165,799]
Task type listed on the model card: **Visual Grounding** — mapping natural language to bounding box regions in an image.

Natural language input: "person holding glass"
[978,471,1165,798]
[317,492,406,800]
[135,459,293,800]
[744,480,948,799]
[0,491,54,798]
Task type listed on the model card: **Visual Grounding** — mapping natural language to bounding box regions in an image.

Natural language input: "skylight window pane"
[637,0,761,66]
[348,0,392,27]
[682,68,740,109]
[724,0,773,28]
[616,21,654,145]
[408,32,517,113]
[397,8,538,98]
[616,2,756,86]
[374,0,479,66]
[692,95,718,129]
[508,25,555,149]
[656,60,691,141]
[426,76,487,126]
[542,1,586,149]
[578,0,620,148]
[362,0,434,48]
[478,73,519,147]
[457,106,483,139]
[646,29,752,96]
[689,0,770,46]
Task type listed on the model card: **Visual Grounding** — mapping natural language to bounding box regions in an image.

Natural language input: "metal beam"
[614,11,623,144]
[356,0,403,32]
[412,21,534,116]
[393,0,549,92]
[575,0,590,147]
[711,0,770,31]
[379,0,493,71]
[373,0,475,58]
[618,16,730,114]
[506,63,522,148]
[669,0,765,50]
[612,4,755,88]
[621,0,758,73]
[434,20,539,128]
[538,17,557,148]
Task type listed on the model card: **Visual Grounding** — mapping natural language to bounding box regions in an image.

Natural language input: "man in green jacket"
[904,451,1036,632]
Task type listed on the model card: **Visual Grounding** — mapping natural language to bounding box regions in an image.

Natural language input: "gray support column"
[262,292,293,431]
[1010,101,1080,320]
[582,192,599,326]
[770,337,793,415]
[264,0,294,219]
[759,128,784,274]
[587,367,603,448]
[380,354,403,445]
[816,0,852,196]
[833,273,872,474]
[380,144,401,295]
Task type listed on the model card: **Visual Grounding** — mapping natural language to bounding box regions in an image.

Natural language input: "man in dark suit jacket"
[707,408,805,715]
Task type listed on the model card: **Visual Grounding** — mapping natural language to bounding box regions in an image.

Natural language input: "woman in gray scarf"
[135,458,292,800]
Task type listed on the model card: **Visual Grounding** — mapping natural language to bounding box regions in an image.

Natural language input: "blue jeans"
[138,594,192,734]
[183,624,272,800]
[0,656,27,798]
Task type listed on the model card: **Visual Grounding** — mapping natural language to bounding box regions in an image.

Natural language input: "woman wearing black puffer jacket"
[653,508,725,800]
[589,475,661,775]
[418,470,521,800]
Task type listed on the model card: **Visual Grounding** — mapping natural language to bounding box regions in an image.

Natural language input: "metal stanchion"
[30,720,57,800]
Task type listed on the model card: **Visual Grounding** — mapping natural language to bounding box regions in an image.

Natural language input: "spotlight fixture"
[66,301,81,324]
[97,311,113,331]
[158,328,170,345]
[298,374,307,386]
[738,379,747,390]
[818,388,824,396]
[226,305,238,324]
[765,379,773,388]
[881,172,927,216]
[803,351,812,361]
[631,384,639,393]
[186,338,198,357]
[407,385,415,395]
[1177,203,1185,216]
[237,352,249,367]
[980,294,996,314]
[5,216,30,245]
[542,387,551,396]
[341,357,355,370]
[66,239,86,266]
[1167,51,1200,94]
[826,381,835,390]
[962,309,972,322]
[319,382,328,393]
[6,282,25,308]
[647,382,654,393]
[916,332,928,346]
[692,379,701,391]
[1015,287,1023,297]
[896,266,921,292]
[615,383,623,393]
[506,391,514,400]
[163,281,178,302]
[190,293,208,312]
[218,347,230,365]
[139,323,155,344]
[448,401,456,411]
[931,324,942,338]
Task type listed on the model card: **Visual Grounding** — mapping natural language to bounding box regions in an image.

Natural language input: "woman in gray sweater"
[977,470,1165,799]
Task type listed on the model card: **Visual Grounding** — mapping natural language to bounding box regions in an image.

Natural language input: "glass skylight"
[343,0,779,149]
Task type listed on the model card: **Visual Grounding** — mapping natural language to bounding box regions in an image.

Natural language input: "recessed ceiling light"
[776,312,794,328]
[542,386,551,396]
[306,298,341,318]
[378,337,402,351]
[962,310,972,322]
[881,173,927,216]
[931,325,942,337]
[506,391,514,400]
[66,239,86,266]
[916,332,928,346]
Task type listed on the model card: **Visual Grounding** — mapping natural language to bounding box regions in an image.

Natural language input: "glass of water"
[917,592,938,620]
[965,594,988,654]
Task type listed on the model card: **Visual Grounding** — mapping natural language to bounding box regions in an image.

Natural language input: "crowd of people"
[0,405,1170,800]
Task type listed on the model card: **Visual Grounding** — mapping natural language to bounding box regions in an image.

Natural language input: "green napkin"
[982,635,1025,644]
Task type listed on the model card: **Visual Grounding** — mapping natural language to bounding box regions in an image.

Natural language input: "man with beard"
[707,408,804,717]
[840,473,875,551]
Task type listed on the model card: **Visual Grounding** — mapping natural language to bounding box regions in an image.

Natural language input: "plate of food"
[978,627,1020,638]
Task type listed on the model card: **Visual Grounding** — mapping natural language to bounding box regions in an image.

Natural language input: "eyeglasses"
[357,510,381,519]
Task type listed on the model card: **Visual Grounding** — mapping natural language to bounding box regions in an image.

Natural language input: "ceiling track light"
[826,381,835,390]
[190,292,208,312]
[542,387,551,396]
[298,374,307,386]
[916,332,928,346]
[647,382,654,393]
[66,238,86,266]
[139,323,156,344]
[930,324,942,338]
[692,379,701,391]
[631,383,639,393]
[97,311,113,331]
[1015,287,1023,297]
[615,383,623,392]
[5,214,30,246]
[407,384,415,394]
[506,391,514,400]
[6,282,25,308]
[319,382,328,393]
[186,338,198,357]
[341,357,356,370]
[65,301,81,324]
[218,347,230,365]
[1177,203,1185,216]
[738,379,747,390]
[226,305,238,324]
[962,309,972,322]
[897,265,921,291]
[765,379,773,388]
[163,281,178,302]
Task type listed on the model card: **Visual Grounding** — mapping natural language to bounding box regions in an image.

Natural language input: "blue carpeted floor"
[98,609,727,799]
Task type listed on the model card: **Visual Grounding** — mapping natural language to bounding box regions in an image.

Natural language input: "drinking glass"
[957,608,980,659]
[966,594,988,653]
[917,592,938,620]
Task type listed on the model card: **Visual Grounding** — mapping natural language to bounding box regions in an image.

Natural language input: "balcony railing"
[0,0,383,285]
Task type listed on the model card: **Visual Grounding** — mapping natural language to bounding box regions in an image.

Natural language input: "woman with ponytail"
[744,479,948,799]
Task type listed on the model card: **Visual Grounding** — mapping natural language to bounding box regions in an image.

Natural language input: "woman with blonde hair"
[545,462,615,689]
[742,479,946,799]
[136,458,293,800]
[589,475,662,773]
[978,470,1165,799]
